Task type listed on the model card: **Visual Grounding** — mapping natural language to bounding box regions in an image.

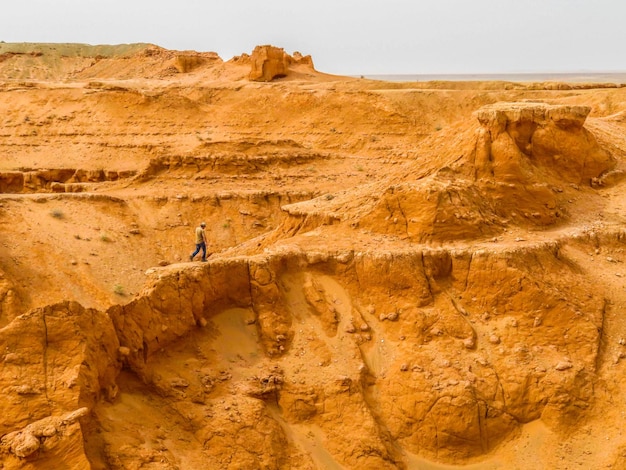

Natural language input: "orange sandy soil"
[0,43,626,469]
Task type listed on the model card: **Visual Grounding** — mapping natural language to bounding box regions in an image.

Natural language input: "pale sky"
[2,0,624,75]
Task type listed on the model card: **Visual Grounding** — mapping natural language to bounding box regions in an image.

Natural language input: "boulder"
[0,408,90,467]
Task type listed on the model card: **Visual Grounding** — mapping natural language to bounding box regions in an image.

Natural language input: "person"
[190,222,208,262]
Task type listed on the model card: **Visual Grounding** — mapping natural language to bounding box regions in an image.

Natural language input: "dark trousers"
[191,242,206,260]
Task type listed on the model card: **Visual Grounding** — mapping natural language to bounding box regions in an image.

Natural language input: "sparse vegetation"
[50,209,64,219]
[113,284,125,295]
[100,232,112,242]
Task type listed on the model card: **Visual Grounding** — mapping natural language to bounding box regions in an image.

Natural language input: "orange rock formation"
[247,45,315,82]
[1,42,626,469]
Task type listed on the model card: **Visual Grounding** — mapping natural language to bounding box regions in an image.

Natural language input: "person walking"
[190,222,208,262]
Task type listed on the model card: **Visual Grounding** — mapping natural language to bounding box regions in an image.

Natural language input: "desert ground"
[0,43,626,469]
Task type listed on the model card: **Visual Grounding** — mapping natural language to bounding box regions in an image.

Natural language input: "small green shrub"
[113,284,125,295]
[50,209,64,219]
[100,232,112,242]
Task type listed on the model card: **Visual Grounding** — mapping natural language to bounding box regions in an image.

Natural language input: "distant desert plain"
[0,42,626,469]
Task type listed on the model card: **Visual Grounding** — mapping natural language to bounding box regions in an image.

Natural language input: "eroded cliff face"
[91,240,606,468]
[1,44,626,469]
[473,102,613,184]
[0,302,120,467]
[5,235,619,468]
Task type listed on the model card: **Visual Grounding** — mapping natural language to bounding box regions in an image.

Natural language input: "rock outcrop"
[0,302,120,468]
[0,408,89,466]
[249,45,290,82]
[248,45,314,82]
[0,168,136,194]
[473,102,614,184]
[284,102,616,244]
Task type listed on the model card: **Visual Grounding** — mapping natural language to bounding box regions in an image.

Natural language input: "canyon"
[0,43,626,469]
